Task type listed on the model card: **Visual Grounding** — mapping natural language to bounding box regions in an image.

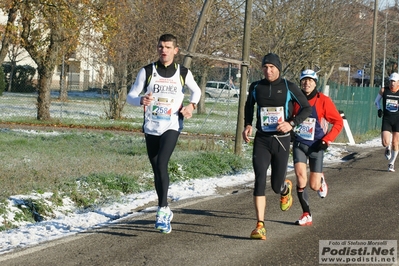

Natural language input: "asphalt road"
[0,145,398,266]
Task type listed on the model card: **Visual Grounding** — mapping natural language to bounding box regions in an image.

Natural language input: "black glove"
[378,109,383,118]
[317,140,328,151]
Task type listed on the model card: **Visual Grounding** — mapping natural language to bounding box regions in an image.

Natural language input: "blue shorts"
[293,141,324,173]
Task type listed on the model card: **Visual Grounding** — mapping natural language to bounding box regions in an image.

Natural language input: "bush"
[2,63,36,93]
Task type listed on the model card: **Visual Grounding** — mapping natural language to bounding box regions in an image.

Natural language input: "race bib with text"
[261,106,284,132]
[294,117,316,140]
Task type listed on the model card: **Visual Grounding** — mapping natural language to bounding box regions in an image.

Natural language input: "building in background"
[0,11,113,92]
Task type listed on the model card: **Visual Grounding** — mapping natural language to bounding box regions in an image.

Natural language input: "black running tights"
[145,130,180,207]
[252,132,290,196]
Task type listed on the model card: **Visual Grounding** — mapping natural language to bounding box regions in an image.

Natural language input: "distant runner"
[374,72,399,172]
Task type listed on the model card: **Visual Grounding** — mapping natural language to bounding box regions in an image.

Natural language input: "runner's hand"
[316,140,328,151]
[180,104,194,119]
[141,92,153,106]
[242,125,252,143]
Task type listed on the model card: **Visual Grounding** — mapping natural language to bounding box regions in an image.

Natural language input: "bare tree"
[382,6,399,78]
[0,0,19,64]
[187,0,245,113]
[17,0,86,120]
[251,0,375,85]
[0,0,123,120]
[2,0,393,122]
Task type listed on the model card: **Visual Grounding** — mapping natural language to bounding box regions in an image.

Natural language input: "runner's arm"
[289,84,312,126]
[374,92,382,110]
[185,70,201,105]
[321,96,344,144]
[126,68,147,106]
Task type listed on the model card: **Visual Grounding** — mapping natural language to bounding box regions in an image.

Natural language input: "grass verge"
[0,128,252,230]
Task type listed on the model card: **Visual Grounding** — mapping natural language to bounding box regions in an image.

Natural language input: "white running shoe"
[155,206,174,233]
[317,174,328,198]
[385,147,391,160]
[388,164,395,172]
[295,212,312,226]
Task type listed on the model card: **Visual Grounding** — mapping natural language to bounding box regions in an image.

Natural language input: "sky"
[0,129,382,255]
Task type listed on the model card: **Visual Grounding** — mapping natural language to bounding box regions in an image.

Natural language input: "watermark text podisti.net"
[319,240,397,264]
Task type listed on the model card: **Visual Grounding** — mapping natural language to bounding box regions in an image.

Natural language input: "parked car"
[205,81,240,98]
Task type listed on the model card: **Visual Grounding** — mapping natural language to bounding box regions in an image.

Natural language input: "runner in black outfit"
[126,34,201,234]
[242,53,312,240]
[374,72,399,172]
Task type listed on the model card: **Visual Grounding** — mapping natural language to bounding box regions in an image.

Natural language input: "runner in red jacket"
[292,69,343,226]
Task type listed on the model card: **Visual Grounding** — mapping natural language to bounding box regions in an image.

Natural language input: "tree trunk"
[7,61,15,92]
[108,80,127,119]
[107,62,127,120]
[36,70,52,120]
[109,83,118,119]
[59,57,68,102]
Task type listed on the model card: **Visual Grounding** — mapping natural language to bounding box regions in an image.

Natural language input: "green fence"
[326,83,381,138]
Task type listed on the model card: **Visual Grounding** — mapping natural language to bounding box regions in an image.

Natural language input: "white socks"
[389,150,398,165]
[158,206,170,214]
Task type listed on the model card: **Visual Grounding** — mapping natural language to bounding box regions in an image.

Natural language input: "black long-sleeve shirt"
[244,76,312,135]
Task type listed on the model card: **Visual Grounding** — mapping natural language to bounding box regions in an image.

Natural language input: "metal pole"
[362,67,364,87]
[61,55,65,119]
[234,0,252,155]
[370,0,379,87]
[348,65,350,86]
[382,11,388,87]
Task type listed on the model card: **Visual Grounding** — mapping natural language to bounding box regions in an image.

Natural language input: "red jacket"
[293,92,343,145]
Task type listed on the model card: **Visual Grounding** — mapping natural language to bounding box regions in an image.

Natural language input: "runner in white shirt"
[127,34,201,234]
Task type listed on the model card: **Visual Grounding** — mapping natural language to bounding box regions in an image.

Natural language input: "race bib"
[150,97,174,120]
[294,117,316,140]
[386,99,399,112]
[260,106,284,132]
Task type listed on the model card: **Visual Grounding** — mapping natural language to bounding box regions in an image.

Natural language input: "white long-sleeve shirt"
[126,62,201,135]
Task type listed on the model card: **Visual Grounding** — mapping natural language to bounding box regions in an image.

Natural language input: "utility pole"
[370,0,378,87]
[234,0,252,155]
[181,0,251,155]
[182,0,213,69]
[382,10,388,87]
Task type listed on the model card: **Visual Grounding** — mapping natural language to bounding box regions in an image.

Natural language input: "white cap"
[300,69,318,81]
[389,73,399,81]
